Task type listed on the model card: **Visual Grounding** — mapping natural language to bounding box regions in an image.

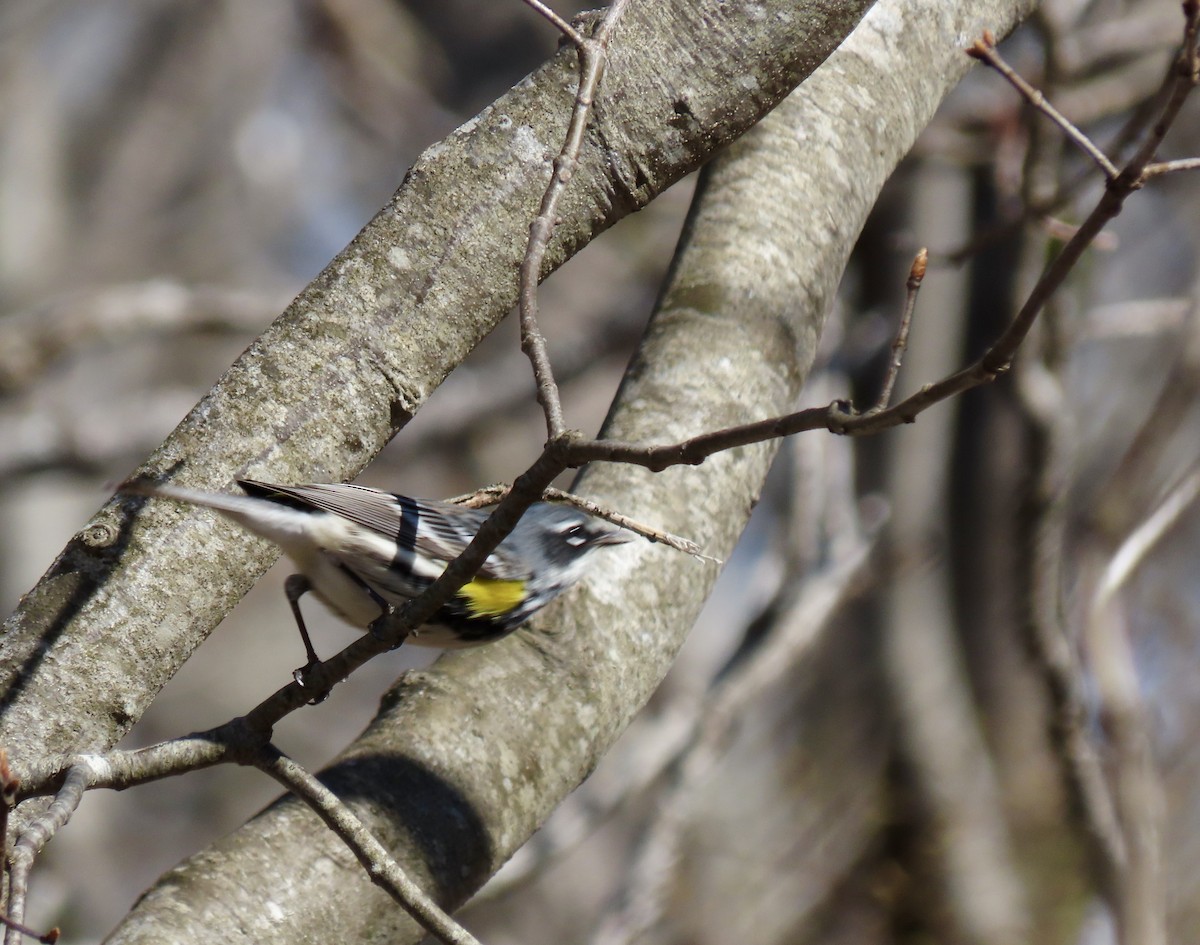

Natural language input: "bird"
[121,478,633,671]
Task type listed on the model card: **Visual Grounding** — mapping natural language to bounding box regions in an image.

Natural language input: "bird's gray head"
[516,504,632,585]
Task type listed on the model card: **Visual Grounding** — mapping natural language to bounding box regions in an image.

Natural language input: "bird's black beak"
[593,527,635,547]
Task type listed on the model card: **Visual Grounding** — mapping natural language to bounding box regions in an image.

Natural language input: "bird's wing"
[237,480,528,578]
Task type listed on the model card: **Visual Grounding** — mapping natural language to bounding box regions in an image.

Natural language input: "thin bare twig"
[937,78,1161,267]
[0,751,34,943]
[0,914,57,945]
[938,11,1189,268]
[518,0,585,45]
[967,31,1121,180]
[3,765,89,945]
[15,727,261,801]
[518,0,630,439]
[449,483,715,560]
[254,746,483,945]
[873,248,927,410]
[1118,0,1199,178]
[1099,471,1200,599]
[1143,155,1200,177]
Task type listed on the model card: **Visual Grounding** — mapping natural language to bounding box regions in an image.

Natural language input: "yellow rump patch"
[458,577,526,618]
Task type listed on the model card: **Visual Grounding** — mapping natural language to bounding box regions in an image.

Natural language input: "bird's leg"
[284,574,328,699]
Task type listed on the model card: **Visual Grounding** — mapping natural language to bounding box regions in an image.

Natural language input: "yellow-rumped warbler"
[124,478,632,666]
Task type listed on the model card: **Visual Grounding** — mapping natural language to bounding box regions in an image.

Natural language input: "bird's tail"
[119,478,269,518]
[117,479,318,551]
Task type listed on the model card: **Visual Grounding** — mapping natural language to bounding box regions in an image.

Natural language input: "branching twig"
[16,732,246,801]
[517,0,630,439]
[564,19,1200,473]
[3,764,90,945]
[940,15,1188,267]
[14,732,480,945]
[1122,0,1200,174]
[1143,155,1200,177]
[518,0,585,45]
[449,484,714,560]
[253,746,482,945]
[967,31,1121,180]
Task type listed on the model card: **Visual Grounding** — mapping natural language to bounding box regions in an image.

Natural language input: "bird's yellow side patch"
[459,577,526,617]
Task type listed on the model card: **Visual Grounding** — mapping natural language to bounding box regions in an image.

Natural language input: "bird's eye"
[564,523,587,545]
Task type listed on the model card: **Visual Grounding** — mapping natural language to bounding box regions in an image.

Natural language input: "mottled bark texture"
[99,0,1037,942]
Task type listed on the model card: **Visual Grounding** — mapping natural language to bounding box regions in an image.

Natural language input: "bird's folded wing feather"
[238,480,528,580]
